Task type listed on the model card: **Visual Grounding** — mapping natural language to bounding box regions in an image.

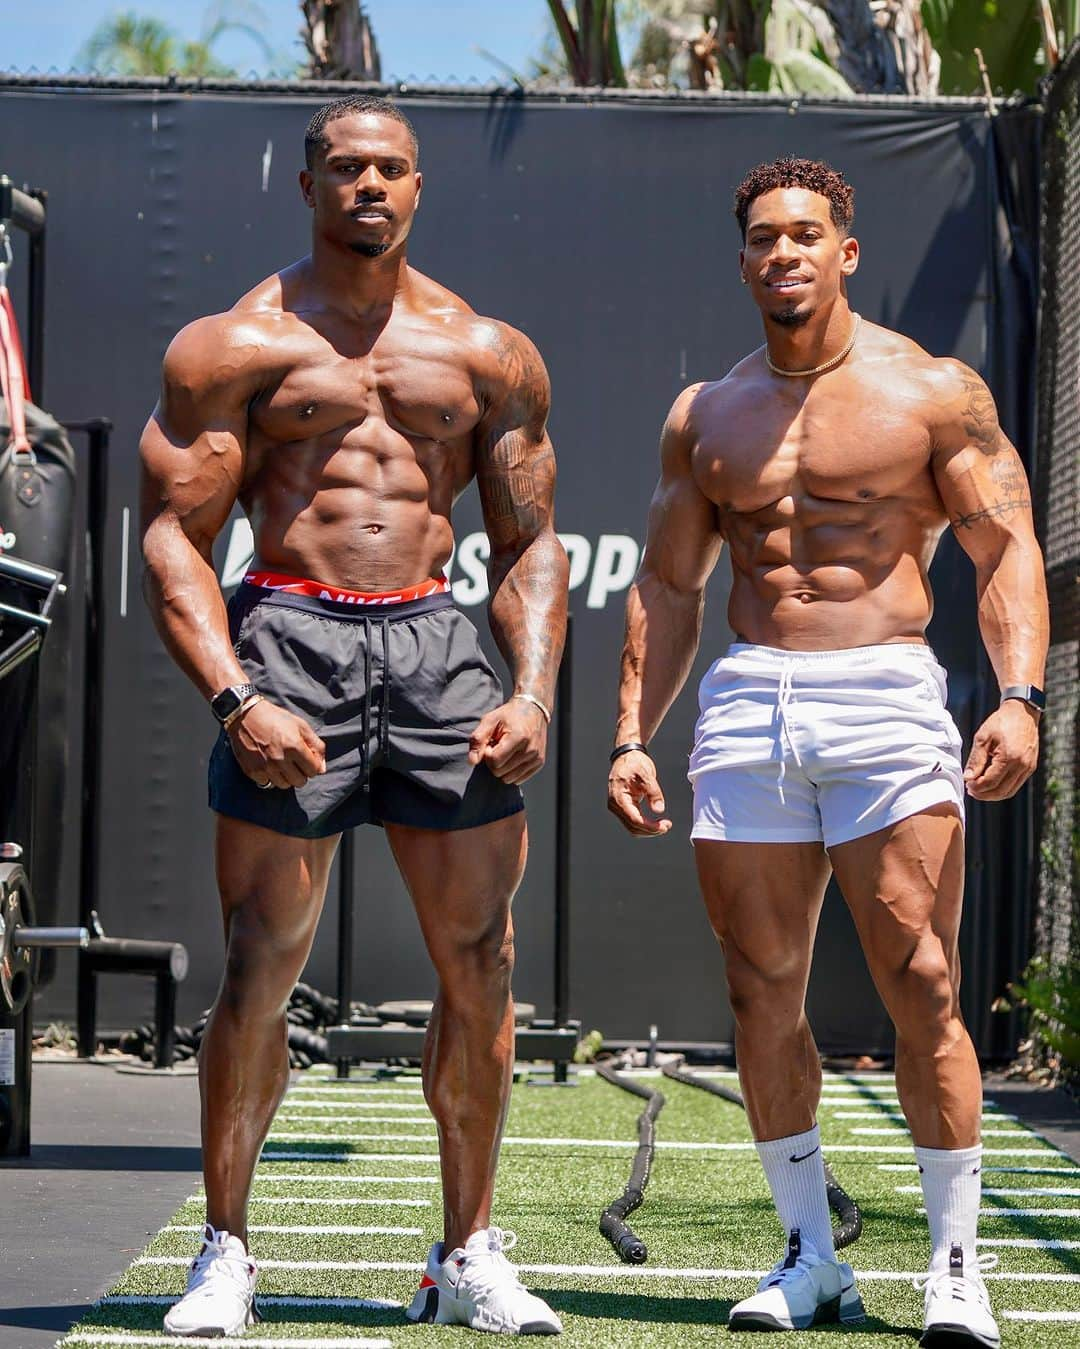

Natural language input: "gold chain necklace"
[765,313,862,378]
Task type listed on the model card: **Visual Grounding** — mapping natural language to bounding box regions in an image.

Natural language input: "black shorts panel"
[208,585,524,837]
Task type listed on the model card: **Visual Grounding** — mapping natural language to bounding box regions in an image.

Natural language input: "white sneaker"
[916,1245,1000,1348]
[729,1230,866,1331]
[163,1224,259,1337]
[406,1227,562,1335]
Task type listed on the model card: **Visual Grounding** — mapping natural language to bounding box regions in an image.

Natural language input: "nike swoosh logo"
[789,1146,820,1163]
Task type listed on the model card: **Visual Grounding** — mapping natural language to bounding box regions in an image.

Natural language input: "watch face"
[212,687,243,721]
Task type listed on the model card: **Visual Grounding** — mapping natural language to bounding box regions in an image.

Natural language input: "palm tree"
[78,3,277,79]
[300,1,381,81]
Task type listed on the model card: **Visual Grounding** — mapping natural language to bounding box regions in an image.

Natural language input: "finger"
[279,758,310,789]
[485,735,534,774]
[608,788,670,835]
[469,713,502,763]
[293,739,326,777]
[963,735,992,783]
[501,754,544,786]
[299,722,327,763]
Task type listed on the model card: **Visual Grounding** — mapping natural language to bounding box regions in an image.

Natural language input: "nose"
[768,234,800,267]
[355,164,386,197]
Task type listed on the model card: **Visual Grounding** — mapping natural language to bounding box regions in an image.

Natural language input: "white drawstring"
[775,659,803,804]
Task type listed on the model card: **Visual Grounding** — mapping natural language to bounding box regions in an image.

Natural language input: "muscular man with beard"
[141,95,567,1337]
[608,158,1047,1347]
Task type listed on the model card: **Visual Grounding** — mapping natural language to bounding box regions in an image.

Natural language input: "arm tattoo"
[959,373,1007,456]
[951,498,1031,530]
[475,327,567,703]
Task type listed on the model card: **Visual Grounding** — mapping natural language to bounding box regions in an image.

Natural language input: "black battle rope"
[594,1059,666,1263]
[659,1059,863,1250]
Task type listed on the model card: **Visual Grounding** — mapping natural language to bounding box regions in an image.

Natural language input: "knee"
[721,938,808,1027]
[217,915,306,1021]
[875,934,959,1049]
[435,923,515,1003]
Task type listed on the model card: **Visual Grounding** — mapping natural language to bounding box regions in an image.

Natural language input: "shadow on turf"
[537,1290,922,1336]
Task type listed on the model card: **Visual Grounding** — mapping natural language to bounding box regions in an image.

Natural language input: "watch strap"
[1000,684,1046,711]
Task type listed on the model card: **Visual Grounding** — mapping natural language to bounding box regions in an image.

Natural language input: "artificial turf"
[58,1067,1080,1348]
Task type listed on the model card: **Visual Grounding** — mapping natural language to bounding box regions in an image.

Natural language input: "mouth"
[351,207,392,223]
[765,277,810,292]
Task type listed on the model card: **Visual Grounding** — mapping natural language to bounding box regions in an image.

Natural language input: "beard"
[348,241,391,258]
[768,304,816,328]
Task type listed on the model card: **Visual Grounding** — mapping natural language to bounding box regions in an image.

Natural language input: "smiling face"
[739,187,859,327]
[300,112,422,258]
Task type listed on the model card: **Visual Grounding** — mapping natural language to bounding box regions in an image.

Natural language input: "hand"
[963,701,1040,801]
[607,749,672,836]
[468,698,548,786]
[228,698,327,790]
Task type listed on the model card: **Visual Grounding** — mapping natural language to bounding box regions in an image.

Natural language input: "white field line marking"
[290,1084,425,1093]
[130,1257,1080,1283]
[938,1208,1080,1218]
[247,1196,432,1208]
[696,1072,899,1084]
[101,1295,402,1310]
[978,1238,1080,1249]
[1003,1311,1080,1322]
[261,1152,441,1162]
[281,1100,431,1112]
[856,1127,1026,1137]
[835,1111,1015,1122]
[167,1222,423,1236]
[63,1337,391,1349]
[268,1132,439,1143]
[276,1114,435,1126]
[880,1164,1080,1176]
[898,1185,1080,1198]
[252,1172,437,1184]
[262,1142,1062,1159]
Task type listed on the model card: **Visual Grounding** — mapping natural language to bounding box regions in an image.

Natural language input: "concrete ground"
[0,1059,1076,1349]
[0,1058,201,1349]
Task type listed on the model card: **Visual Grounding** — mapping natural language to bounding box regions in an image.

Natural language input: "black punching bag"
[0,401,76,983]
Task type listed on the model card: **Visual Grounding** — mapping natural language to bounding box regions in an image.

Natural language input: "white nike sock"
[755,1125,835,1262]
[914,1143,983,1273]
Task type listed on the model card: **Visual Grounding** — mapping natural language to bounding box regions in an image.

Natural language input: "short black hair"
[304,94,419,169]
[734,157,854,239]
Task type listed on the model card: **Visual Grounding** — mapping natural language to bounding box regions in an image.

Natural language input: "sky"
[1,1,555,83]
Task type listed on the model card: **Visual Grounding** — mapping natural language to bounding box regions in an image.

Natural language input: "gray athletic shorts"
[208,584,524,838]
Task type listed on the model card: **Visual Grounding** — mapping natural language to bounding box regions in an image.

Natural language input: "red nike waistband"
[244,571,450,606]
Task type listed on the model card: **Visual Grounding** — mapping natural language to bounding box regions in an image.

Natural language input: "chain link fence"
[1032,42,1080,1064]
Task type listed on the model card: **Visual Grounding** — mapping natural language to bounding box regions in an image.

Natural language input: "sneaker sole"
[921,1325,1000,1349]
[730,1290,866,1333]
[163,1299,259,1337]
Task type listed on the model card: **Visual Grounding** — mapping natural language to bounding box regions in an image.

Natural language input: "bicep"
[476,330,556,553]
[639,410,723,594]
[931,367,1037,566]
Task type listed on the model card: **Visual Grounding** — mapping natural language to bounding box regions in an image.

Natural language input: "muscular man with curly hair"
[609,157,1047,1347]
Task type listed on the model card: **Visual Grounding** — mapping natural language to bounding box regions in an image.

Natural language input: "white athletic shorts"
[688,643,965,847]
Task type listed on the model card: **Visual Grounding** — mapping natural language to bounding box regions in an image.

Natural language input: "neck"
[310,233,410,317]
[762,296,854,373]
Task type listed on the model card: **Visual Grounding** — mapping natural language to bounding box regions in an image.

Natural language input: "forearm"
[615,570,704,745]
[487,529,569,709]
[975,535,1049,690]
[142,520,247,702]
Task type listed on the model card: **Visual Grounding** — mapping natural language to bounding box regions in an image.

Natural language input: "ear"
[299,169,315,209]
[738,247,747,284]
[839,233,859,277]
[414,170,423,211]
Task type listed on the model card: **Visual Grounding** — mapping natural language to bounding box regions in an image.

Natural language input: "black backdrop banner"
[0,82,1039,1054]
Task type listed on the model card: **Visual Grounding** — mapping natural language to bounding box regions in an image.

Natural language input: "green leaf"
[772,48,855,97]
[922,0,1041,97]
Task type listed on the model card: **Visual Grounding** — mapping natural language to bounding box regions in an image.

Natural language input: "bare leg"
[385,812,526,1253]
[200,815,339,1243]
[694,840,831,1139]
[828,804,979,1149]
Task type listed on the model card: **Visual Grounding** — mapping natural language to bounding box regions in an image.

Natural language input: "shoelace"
[458,1228,525,1300]
[914,1251,998,1302]
[187,1236,254,1297]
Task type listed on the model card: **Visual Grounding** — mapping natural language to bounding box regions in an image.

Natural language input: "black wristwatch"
[1000,684,1046,713]
[210,682,259,725]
